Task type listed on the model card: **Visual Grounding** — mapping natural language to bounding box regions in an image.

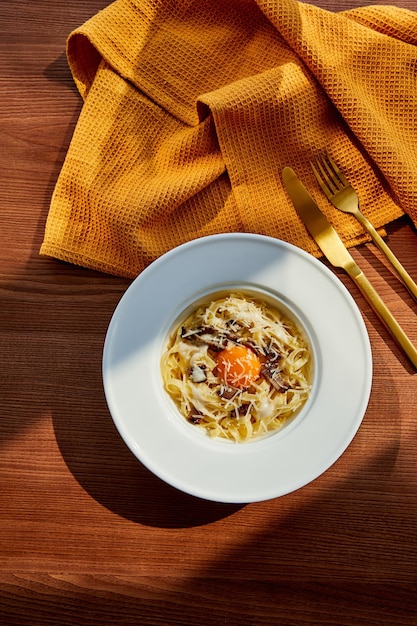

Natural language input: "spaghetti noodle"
[161,293,312,442]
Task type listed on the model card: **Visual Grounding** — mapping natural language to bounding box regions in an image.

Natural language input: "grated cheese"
[161,293,312,442]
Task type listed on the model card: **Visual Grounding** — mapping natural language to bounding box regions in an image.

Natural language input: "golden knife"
[282,166,417,369]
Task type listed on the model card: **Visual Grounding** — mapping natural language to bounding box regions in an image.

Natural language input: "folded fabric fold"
[41,0,417,278]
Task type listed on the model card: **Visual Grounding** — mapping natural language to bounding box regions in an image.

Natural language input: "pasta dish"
[161,292,312,442]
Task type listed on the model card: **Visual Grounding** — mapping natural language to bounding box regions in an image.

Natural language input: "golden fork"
[311,153,417,303]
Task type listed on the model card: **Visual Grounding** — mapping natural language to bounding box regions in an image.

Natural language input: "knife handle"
[353,270,417,369]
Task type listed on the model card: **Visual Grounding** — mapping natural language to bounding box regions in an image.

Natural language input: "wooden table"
[1,1,417,623]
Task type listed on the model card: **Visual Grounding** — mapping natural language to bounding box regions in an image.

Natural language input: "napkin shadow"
[43,52,79,95]
[32,54,84,261]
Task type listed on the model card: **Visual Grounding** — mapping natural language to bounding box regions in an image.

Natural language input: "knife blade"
[282,166,417,369]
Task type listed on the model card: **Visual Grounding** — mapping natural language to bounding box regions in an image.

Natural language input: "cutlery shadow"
[359,218,417,305]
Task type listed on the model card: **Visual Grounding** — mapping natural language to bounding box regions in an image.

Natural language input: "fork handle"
[357,211,417,303]
[351,269,417,369]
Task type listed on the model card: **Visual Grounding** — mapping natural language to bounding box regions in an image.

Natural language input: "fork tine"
[310,159,331,198]
[310,156,337,197]
[318,154,345,192]
[325,153,350,187]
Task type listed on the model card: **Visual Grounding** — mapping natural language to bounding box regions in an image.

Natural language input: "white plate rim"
[102,233,372,503]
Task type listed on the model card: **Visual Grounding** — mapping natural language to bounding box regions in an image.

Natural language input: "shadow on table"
[51,328,397,530]
[43,216,417,530]
[43,51,80,96]
[53,392,245,527]
[6,433,417,625]
[42,368,417,620]
[49,221,417,530]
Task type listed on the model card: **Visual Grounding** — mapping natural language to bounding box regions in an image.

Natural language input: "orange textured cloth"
[41,0,417,278]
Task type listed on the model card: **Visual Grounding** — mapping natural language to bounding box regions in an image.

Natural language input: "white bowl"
[102,233,372,503]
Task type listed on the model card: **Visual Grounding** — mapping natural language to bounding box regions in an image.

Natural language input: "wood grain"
[1,1,417,624]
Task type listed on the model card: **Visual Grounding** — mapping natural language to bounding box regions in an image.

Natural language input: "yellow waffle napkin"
[41,0,417,278]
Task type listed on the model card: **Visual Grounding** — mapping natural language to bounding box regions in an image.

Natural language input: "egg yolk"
[216,345,261,389]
